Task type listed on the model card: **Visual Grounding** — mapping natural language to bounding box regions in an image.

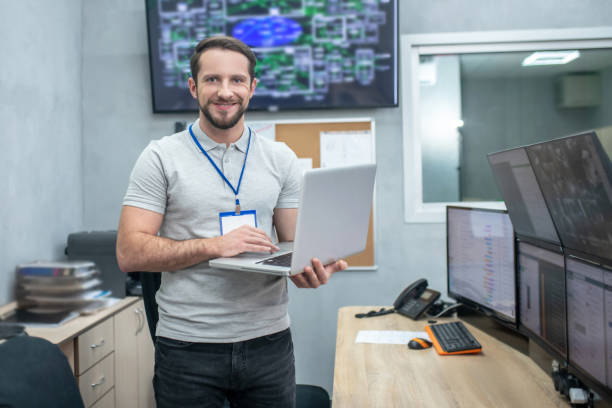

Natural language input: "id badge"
[219,210,257,235]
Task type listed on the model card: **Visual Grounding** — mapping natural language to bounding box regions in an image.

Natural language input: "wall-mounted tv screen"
[144,0,399,112]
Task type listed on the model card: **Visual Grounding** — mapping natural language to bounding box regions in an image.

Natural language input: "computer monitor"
[526,131,612,266]
[566,256,612,394]
[517,240,567,358]
[447,206,516,326]
[488,147,561,246]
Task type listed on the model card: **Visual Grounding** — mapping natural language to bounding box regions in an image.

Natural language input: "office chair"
[295,384,331,408]
[140,272,331,408]
[140,271,161,343]
[0,335,85,408]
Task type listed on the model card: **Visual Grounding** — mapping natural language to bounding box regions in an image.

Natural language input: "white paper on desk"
[355,330,430,344]
[320,130,374,168]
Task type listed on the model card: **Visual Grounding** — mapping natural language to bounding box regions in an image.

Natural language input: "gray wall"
[594,67,612,129]
[2,0,612,396]
[0,1,83,304]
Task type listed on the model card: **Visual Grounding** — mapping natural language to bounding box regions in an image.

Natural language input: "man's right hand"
[213,225,279,258]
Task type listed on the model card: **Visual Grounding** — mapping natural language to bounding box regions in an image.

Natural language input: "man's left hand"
[290,258,348,288]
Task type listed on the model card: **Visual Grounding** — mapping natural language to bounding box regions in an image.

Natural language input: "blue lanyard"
[189,124,252,214]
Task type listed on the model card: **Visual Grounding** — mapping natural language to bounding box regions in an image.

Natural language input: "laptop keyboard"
[256,252,293,267]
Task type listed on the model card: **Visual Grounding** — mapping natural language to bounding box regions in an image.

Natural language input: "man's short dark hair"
[190,36,256,85]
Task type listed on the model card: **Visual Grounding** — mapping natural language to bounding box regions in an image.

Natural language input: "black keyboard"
[256,252,293,267]
[426,321,482,354]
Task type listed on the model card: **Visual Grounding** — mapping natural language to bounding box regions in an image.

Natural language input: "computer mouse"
[408,337,432,350]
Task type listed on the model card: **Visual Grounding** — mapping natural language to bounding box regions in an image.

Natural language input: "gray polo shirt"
[123,119,301,342]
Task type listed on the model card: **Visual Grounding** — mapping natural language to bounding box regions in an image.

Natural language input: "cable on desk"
[355,308,395,318]
[430,303,463,318]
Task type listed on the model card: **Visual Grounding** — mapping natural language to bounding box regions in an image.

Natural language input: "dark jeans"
[154,328,296,408]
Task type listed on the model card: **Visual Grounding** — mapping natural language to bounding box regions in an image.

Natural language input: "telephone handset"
[393,279,441,320]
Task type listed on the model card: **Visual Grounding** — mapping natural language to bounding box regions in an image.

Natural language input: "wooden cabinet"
[90,389,115,408]
[74,316,116,407]
[76,317,114,375]
[114,299,155,408]
[77,352,115,407]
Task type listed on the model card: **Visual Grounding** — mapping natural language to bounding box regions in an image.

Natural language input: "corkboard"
[275,121,375,268]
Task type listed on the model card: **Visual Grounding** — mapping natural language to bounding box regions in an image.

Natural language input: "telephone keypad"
[396,288,441,320]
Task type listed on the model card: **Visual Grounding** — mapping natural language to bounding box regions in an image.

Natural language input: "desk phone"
[394,279,441,320]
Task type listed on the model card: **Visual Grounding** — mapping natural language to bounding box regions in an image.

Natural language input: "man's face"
[189,48,257,130]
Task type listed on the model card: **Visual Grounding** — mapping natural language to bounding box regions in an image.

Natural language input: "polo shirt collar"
[190,119,250,152]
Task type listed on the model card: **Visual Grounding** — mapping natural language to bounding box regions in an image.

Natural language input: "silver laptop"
[209,164,376,276]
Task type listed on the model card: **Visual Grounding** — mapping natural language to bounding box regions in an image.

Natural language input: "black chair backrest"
[0,335,85,408]
[140,271,162,342]
[296,384,331,408]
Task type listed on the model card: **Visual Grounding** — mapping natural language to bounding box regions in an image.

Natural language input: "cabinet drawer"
[90,388,115,408]
[77,317,114,375]
[78,353,115,407]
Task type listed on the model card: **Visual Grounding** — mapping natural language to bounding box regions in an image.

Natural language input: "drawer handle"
[89,339,105,349]
[91,376,105,388]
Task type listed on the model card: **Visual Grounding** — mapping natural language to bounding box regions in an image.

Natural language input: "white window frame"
[402,27,612,223]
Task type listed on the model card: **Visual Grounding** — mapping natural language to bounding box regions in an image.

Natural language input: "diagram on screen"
[148,0,396,110]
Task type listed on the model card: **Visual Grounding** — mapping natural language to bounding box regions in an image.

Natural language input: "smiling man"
[116,36,346,407]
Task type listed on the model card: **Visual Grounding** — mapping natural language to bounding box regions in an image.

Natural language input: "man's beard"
[200,98,247,130]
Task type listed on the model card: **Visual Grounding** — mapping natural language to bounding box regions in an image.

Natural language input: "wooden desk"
[0,297,137,344]
[332,306,568,408]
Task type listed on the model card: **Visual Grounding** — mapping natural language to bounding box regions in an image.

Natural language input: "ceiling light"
[521,50,580,66]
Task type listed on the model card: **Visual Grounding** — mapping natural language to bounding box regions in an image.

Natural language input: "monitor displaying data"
[526,131,612,265]
[488,147,560,245]
[566,257,612,391]
[145,0,399,112]
[518,241,567,356]
[447,206,516,324]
